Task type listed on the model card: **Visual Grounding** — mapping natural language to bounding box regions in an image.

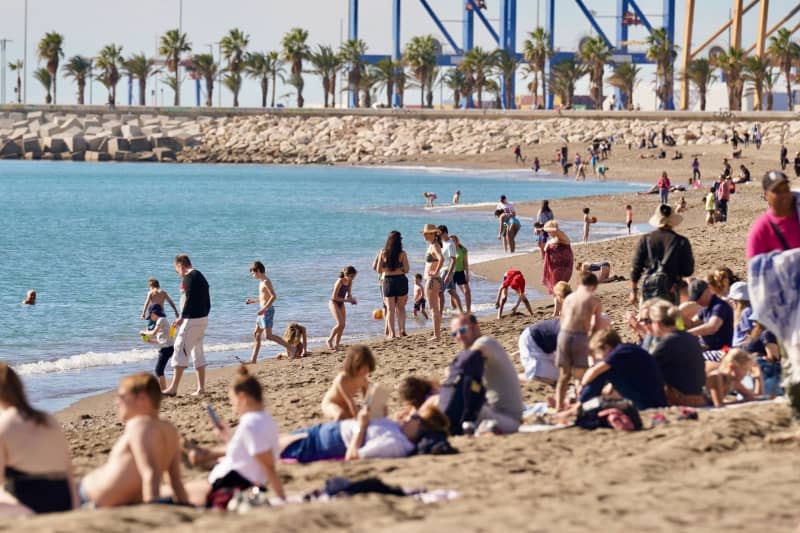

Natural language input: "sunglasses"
[638,318,652,325]
[450,326,469,337]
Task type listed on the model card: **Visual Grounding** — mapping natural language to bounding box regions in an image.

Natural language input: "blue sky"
[0,0,797,107]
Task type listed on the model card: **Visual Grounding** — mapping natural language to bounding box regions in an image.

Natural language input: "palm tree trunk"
[532,72,538,108]
[16,75,21,103]
[205,76,213,107]
[477,88,483,108]
[322,78,329,108]
[786,70,793,110]
[453,90,460,109]
[51,70,57,105]
[138,79,146,106]
[271,73,277,107]
[420,83,424,108]
[331,72,337,108]
[262,78,268,108]
[700,88,706,111]
[386,80,393,108]
[78,80,85,105]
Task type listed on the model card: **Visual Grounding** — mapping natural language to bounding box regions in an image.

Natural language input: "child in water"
[141,278,179,326]
[327,266,357,351]
[276,322,309,359]
[413,273,429,320]
[321,345,376,420]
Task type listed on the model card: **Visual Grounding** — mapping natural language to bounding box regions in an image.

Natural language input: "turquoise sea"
[0,161,646,410]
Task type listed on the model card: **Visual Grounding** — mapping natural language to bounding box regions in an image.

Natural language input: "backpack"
[437,349,486,435]
[641,236,679,301]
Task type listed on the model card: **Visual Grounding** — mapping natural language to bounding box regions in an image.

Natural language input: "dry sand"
[9,141,800,532]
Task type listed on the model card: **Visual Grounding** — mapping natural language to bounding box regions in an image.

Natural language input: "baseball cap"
[688,279,709,302]
[762,170,789,192]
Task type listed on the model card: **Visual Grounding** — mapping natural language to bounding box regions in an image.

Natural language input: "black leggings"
[155,346,174,377]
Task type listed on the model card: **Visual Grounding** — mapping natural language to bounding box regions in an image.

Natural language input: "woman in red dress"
[541,220,574,294]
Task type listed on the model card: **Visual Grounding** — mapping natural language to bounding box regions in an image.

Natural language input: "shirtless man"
[245,261,289,363]
[555,272,603,411]
[79,373,187,507]
[140,278,179,321]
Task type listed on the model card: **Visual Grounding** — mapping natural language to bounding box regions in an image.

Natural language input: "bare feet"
[162,390,177,397]
[191,389,205,397]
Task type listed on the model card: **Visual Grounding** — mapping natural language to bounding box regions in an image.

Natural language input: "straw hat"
[648,204,683,228]
[543,220,560,233]
[421,224,441,234]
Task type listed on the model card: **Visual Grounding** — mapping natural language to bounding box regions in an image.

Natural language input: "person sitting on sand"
[277,322,308,359]
[495,269,533,319]
[734,164,751,184]
[321,345,375,421]
[577,261,623,283]
[518,319,560,385]
[0,364,77,516]
[184,366,285,508]
[579,328,668,411]
[141,278,178,323]
[448,314,524,433]
[686,279,734,362]
[79,373,187,507]
[394,376,438,422]
[555,273,604,411]
[647,300,706,407]
[280,403,449,463]
[21,290,36,305]
[626,298,659,352]
[705,349,757,408]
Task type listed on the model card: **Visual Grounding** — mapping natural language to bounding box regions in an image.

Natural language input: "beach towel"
[747,248,800,383]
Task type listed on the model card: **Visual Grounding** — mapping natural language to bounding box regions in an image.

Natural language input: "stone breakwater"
[1,109,798,164]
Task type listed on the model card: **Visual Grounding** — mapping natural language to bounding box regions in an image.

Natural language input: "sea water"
[0,161,645,410]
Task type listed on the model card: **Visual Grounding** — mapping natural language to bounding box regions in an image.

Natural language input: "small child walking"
[582,207,596,244]
[705,187,717,225]
[141,278,178,325]
[625,204,633,235]
[327,266,358,351]
[321,345,376,420]
[412,273,429,319]
[139,304,174,390]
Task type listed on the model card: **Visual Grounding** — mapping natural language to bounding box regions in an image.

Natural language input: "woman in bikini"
[327,266,357,351]
[378,231,410,339]
[422,224,444,341]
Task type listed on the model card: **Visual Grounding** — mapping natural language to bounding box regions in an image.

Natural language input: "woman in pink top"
[746,171,800,258]
[657,172,671,205]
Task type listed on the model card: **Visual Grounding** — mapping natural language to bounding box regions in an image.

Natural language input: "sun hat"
[421,224,441,234]
[688,279,709,302]
[147,303,166,317]
[762,170,789,192]
[648,204,683,228]
[728,281,749,301]
[543,220,560,233]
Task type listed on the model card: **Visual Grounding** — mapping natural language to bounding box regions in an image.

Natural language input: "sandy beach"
[10,140,800,532]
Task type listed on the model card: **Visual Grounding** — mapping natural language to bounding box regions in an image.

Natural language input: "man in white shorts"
[518,319,560,385]
[163,254,211,397]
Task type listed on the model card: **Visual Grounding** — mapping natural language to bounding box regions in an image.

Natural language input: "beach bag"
[575,397,643,431]
[641,236,679,301]
[438,349,486,435]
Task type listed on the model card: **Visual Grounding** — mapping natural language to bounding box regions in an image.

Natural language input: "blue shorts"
[280,421,347,463]
[441,275,456,292]
[257,307,275,330]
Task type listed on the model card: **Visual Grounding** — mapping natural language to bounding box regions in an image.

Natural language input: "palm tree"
[522,28,553,108]
[186,53,218,107]
[308,45,341,108]
[95,44,123,105]
[578,35,613,109]
[33,67,52,104]
[646,27,678,110]
[767,28,800,110]
[371,58,405,108]
[360,67,381,108]
[264,51,285,108]
[9,60,23,103]
[405,35,438,108]
[158,29,191,106]
[484,79,502,108]
[339,38,368,107]
[281,28,310,107]
[36,31,64,104]
[743,55,771,111]
[123,53,156,106]
[492,49,520,109]
[550,58,587,108]
[712,47,746,111]
[62,55,92,105]
[222,72,241,104]
[606,62,640,110]
[680,58,716,111]
[461,46,494,108]
[244,52,268,108]
[220,28,250,107]
[441,68,465,108]
[763,67,777,111]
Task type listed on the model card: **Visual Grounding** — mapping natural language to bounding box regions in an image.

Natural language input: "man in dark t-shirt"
[163,254,211,396]
[650,330,705,405]
[687,280,733,352]
[580,328,667,410]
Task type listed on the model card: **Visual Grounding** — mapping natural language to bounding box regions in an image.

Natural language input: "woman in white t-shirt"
[186,366,285,508]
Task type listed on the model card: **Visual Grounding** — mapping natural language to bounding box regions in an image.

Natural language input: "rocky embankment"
[1,109,798,164]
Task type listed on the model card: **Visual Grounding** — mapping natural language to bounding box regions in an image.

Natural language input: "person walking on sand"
[244,261,289,362]
[625,204,633,235]
[657,171,671,205]
[532,156,540,173]
[140,278,178,323]
[162,255,210,397]
[327,266,358,351]
[79,373,188,507]
[691,157,701,184]
[513,145,526,164]
[450,234,472,313]
[779,145,788,171]
[542,220,574,295]
[555,272,603,411]
[422,225,444,340]
[438,225,464,313]
[378,231,410,338]
[582,207,596,244]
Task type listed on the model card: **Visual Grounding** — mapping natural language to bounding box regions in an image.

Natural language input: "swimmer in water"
[22,290,36,305]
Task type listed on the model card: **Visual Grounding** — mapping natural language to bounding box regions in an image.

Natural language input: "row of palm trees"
[16,26,800,110]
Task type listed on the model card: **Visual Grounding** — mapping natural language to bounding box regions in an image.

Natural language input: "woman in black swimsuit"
[327,266,357,350]
[422,224,444,341]
[378,231,410,339]
[0,364,76,514]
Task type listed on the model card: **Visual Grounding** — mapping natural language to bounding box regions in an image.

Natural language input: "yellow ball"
[373,308,385,320]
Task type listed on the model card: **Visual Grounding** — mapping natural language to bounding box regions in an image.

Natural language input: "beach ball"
[373,308,384,320]
[591,216,598,223]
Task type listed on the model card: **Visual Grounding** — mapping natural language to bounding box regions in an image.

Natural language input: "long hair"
[383,231,403,270]
[0,364,48,426]
[541,200,551,214]
[232,365,263,404]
